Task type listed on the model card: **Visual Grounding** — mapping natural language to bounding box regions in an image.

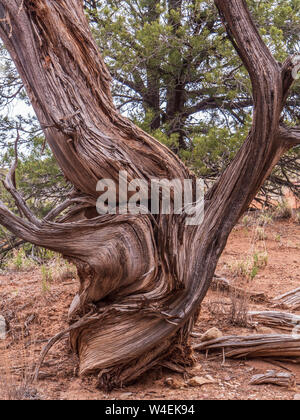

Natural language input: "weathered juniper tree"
[0,0,299,389]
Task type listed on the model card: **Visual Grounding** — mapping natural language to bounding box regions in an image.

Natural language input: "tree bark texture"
[0,0,299,389]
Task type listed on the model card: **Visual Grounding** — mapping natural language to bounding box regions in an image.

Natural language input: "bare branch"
[0,238,25,255]
[215,0,280,93]
[183,98,253,117]
[43,195,96,222]
[277,125,300,147]
[282,55,300,103]
[2,127,41,226]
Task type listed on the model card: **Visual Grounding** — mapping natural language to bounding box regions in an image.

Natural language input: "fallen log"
[249,370,296,388]
[272,287,300,310]
[248,311,300,333]
[193,334,300,360]
[192,311,300,338]
[212,275,266,303]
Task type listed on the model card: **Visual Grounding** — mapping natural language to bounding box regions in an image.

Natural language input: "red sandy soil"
[0,217,299,400]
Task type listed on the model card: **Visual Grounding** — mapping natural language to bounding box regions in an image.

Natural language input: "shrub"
[272,200,292,220]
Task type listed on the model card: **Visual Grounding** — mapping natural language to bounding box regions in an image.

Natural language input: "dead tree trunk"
[0,0,299,389]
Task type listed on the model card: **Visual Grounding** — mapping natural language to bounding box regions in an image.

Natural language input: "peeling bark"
[0,0,299,389]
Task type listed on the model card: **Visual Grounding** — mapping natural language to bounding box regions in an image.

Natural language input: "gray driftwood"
[248,311,300,333]
[249,370,296,388]
[272,288,300,311]
[194,334,300,360]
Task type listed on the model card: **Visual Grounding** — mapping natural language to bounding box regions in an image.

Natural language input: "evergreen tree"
[85,0,300,198]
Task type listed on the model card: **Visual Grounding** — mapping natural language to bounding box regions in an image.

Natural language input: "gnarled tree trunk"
[0,0,299,389]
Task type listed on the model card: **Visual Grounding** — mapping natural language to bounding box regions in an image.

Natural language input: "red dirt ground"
[0,217,299,400]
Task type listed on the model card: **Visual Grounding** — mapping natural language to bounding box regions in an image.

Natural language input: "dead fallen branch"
[248,311,300,333]
[272,287,300,310]
[212,275,266,303]
[0,238,25,256]
[193,334,300,360]
[249,370,296,388]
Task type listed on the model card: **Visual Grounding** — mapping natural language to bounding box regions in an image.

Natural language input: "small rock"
[188,376,215,387]
[164,377,184,389]
[119,392,133,399]
[200,327,222,342]
[255,325,275,335]
[189,363,202,376]
[294,394,300,400]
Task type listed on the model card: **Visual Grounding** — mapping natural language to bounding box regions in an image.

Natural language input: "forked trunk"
[0,0,299,389]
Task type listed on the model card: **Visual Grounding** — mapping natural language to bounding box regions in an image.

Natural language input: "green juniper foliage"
[85,0,300,196]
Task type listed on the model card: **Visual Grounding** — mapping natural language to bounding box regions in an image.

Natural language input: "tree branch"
[282,54,300,104]
[215,0,279,88]
[2,127,41,226]
[277,125,300,147]
[183,98,253,117]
